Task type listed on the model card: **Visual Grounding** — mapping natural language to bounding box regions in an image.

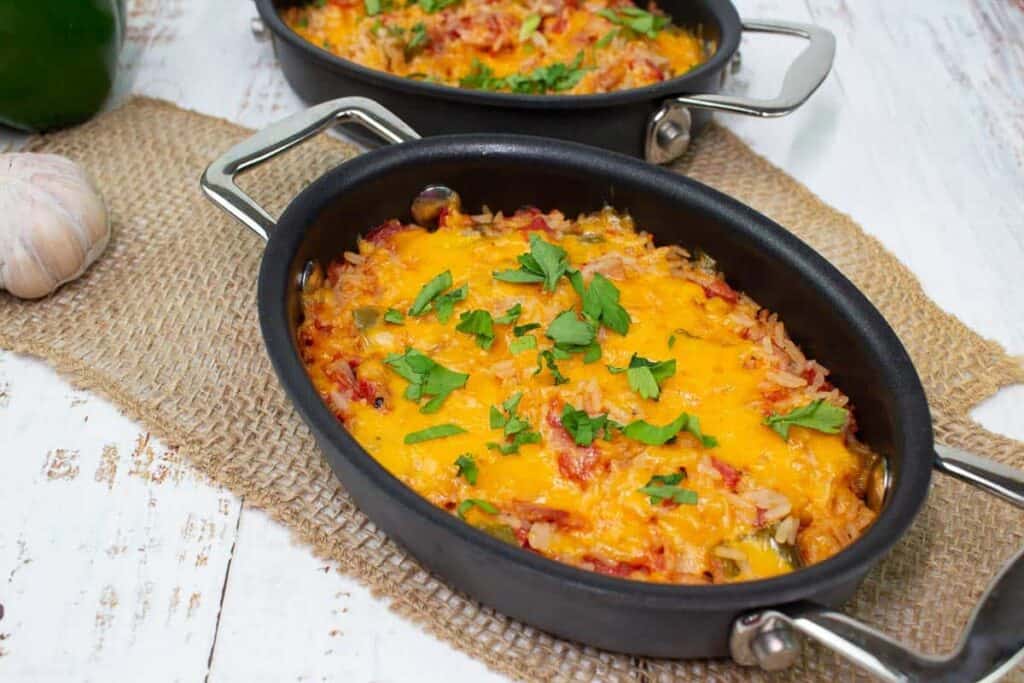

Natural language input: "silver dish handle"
[201,96,420,241]
[646,20,837,164]
[732,446,1024,681]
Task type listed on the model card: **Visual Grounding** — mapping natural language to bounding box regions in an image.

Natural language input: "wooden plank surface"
[1,1,1022,680]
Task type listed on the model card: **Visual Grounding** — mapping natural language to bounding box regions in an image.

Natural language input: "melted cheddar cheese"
[282,0,707,95]
[298,204,879,583]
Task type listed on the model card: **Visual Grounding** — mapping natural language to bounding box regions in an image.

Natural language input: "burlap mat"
[3,97,1022,681]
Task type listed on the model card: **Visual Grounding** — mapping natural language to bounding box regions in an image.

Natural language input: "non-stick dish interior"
[257,135,932,656]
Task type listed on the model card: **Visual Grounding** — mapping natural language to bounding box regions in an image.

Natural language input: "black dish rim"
[255,0,742,110]
[256,133,934,614]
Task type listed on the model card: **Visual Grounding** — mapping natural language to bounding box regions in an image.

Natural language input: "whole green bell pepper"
[0,0,126,132]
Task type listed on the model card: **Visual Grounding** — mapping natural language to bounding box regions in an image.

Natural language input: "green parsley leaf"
[514,322,541,336]
[460,53,588,94]
[535,349,569,385]
[385,348,469,413]
[404,423,467,444]
[509,334,537,354]
[494,303,522,325]
[315,0,327,6]
[668,334,676,348]
[594,28,617,48]
[491,269,545,284]
[608,353,676,399]
[433,283,468,323]
[457,498,498,519]
[763,400,849,440]
[546,311,597,347]
[622,412,717,447]
[581,343,602,363]
[384,308,405,324]
[519,13,541,41]
[559,404,621,446]
[409,271,452,316]
[406,21,429,54]
[487,392,541,454]
[418,0,460,12]
[454,454,478,485]
[494,234,571,292]
[597,7,669,38]
[638,472,698,505]
[456,310,496,349]
[365,0,382,15]
[568,271,630,335]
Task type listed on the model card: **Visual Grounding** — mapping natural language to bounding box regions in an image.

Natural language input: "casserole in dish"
[202,98,1024,679]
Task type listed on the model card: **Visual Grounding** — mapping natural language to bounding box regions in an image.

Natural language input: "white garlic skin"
[0,153,110,299]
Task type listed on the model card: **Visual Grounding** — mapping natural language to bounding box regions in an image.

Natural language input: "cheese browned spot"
[298,205,879,584]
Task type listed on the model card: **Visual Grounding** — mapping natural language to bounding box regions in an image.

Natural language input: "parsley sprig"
[461,52,588,94]
[638,472,698,505]
[568,271,630,335]
[596,7,669,38]
[385,348,469,413]
[560,405,620,446]
[494,234,571,292]
[622,412,717,447]
[764,400,849,440]
[454,454,478,485]
[404,423,467,444]
[408,270,467,322]
[487,392,542,454]
[608,353,676,400]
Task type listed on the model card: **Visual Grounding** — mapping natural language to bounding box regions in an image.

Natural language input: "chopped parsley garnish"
[457,498,498,519]
[418,0,460,12]
[408,270,468,321]
[487,393,542,454]
[597,7,669,38]
[638,472,698,505]
[607,353,676,400]
[456,310,496,349]
[454,454,478,485]
[385,348,469,413]
[546,311,597,347]
[763,400,849,440]
[509,335,537,354]
[494,303,522,325]
[461,52,588,94]
[384,308,405,324]
[364,0,384,15]
[568,271,630,335]
[493,234,570,292]
[560,405,621,446]
[519,13,541,41]
[668,334,676,348]
[406,21,429,54]
[622,412,717,447]
[595,28,618,48]
[404,423,467,444]
[535,349,569,385]
[514,322,541,336]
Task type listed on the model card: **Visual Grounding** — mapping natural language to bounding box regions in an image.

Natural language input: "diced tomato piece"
[517,215,554,237]
[703,279,739,303]
[364,219,407,247]
[711,456,742,491]
[557,449,603,486]
[509,501,583,529]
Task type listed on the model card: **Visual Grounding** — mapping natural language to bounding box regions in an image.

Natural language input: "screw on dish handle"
[645,20,836,164]
[731,449,1024,680]
[200,97,420,241]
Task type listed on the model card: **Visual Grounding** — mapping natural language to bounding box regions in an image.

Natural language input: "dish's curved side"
[256,135,933,657]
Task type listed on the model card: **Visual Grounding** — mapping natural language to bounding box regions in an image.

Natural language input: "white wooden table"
[2,1,1022,680]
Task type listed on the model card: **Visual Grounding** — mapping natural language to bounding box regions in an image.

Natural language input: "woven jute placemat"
[3,97,1022,681]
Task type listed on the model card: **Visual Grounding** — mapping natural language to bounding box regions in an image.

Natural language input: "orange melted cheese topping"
[298,205,879,583]
[283,0,706,94]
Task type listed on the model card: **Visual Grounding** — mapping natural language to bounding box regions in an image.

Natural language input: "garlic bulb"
[0,153,110,299]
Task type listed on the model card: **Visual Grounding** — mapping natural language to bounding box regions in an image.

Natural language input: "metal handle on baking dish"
[731,447,1024,681]
[646,20,836,164]
[201,97,419,240]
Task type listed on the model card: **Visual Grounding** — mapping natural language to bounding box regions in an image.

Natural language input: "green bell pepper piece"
[0,0,126,132]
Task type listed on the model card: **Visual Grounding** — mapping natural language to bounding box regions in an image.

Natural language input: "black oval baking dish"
[202,98,1024,679]
[255,0,835,164]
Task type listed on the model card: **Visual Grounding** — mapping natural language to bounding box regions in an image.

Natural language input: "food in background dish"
[282,0,707,94]
[296,190,880,583]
